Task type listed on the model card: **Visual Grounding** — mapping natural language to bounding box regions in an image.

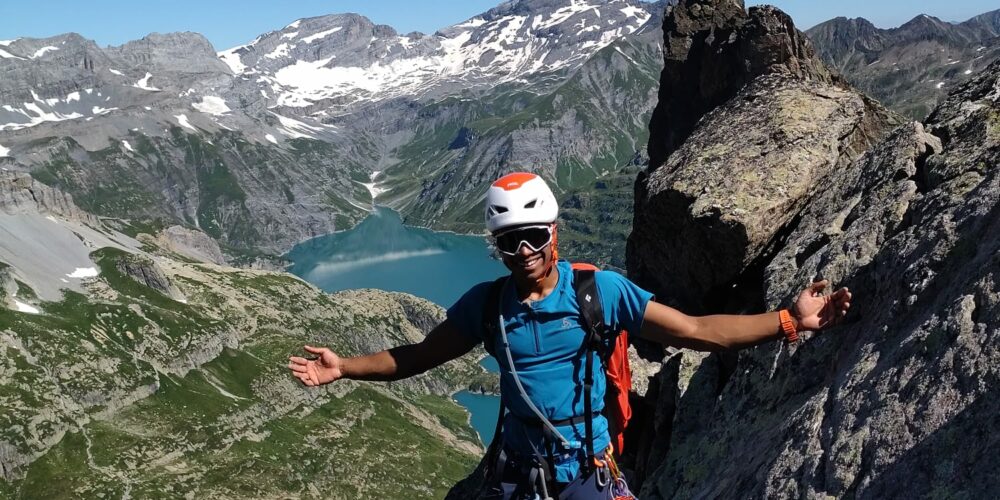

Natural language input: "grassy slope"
[0,247,488,498]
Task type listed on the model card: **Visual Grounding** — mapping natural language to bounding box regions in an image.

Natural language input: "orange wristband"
[779,309,799,343]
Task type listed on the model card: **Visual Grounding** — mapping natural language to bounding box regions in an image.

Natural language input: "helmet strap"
[535,225,559,285]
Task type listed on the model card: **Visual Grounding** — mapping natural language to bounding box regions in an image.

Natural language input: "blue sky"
[1,1,997,51]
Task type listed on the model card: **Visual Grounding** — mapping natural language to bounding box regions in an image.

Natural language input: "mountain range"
[0,0,667,261]
[807,9,1000,118]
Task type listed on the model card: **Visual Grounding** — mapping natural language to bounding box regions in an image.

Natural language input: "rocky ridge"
[626,0,999,497]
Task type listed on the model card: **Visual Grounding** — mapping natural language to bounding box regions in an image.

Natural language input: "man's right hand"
[288,345,343,386]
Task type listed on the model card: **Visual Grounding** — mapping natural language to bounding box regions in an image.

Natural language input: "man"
[288,172,851,499]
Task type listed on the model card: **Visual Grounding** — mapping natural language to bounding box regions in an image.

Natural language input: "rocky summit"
[627,0,998,498]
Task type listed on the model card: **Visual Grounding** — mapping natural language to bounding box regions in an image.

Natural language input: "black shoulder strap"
[572,269,606,345]
[482,276,508,457]
[481,276,508,359]
[573,268,606,464]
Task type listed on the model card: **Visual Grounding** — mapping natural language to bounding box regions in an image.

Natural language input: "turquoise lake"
[286,207,503,446]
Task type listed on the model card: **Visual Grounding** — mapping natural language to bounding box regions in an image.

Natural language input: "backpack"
[481,262,633,458]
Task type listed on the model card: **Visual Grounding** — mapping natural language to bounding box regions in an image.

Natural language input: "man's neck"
[513,263,560,303]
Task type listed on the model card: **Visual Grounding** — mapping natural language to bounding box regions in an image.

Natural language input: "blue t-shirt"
[447,260,653,482]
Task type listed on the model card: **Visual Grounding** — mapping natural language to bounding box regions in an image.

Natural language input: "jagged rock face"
[153,225,227,265]
[0,32,230,131]
[0,266,15,299]
[114,254,186,301]
[106,32,231,80]
[631,73,893,313]
[629,0,1000,494]
[0,171,97,224]
[807,10,1000,119]
[645,1,841,170]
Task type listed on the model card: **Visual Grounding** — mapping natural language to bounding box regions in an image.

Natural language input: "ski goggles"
[493,225,553,256]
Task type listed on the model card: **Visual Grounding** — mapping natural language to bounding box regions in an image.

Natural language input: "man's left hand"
[794,280,851,331]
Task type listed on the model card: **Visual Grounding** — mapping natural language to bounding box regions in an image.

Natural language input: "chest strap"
[512,410,604,429]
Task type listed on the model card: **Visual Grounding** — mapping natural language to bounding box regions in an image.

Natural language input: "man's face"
[496,224,555,282]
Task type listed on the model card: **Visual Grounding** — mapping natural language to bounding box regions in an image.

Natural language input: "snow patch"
[122,140,133,152]
[134,72,161,91]
[218,48,247,74]
[265,134,277,144]
[30,46,58,58]
[301,27,343,44]
[0,48,25,60]
[360,170,387,202]
[613,46,637,65]
[14,300,40,314]
[66,267,99,279]
[0,144,9,157]
[964,69,973,75]
[0,39,17,46]
[620,5,650,24]
[282,31,299,40]
[205,377,247,400]
[0,99,84,131]
[192,95,231,116]
[174,114,197,132]
[271,112,325,139]
[109,68,123,75]
[936,82,945,89]
[265,43,293,59]
[286,20,302,30]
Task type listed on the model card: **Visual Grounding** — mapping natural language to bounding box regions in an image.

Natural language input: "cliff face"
[0,172,98,224]
[629,0,998,498]
[645,0,842,171]
[632,1,893,315]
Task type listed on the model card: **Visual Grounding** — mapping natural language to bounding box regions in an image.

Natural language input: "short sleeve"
[446,281,494,342]
[594,271,654,334]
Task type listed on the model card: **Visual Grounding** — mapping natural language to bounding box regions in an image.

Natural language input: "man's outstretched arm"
[288,318,479,386]
[639,280,852,351]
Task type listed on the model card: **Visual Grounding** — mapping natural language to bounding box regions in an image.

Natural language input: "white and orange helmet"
[485,172,559,233]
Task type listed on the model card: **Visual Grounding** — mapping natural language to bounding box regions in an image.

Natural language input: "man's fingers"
[303,345,329,355]
[809,280,829,295]
[288,362,308,373]
[289,356,309,365]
